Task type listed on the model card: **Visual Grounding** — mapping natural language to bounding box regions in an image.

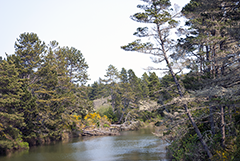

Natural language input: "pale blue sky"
[0,0,190,84]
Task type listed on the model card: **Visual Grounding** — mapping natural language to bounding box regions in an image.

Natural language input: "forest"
[1,0,240,160]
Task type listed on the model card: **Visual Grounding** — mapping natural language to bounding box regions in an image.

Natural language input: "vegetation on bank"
[0,32,162,155]
[1,0,240,160]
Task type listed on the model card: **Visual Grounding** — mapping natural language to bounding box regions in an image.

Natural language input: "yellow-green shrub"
[84,112,110,128]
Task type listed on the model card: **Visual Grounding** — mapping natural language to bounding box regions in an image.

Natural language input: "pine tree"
[160,73,180,101]
[140,72,150,99]
[121,0,213,158]
[54,44,75,114]
[117,68,134,123]
[102,65,119,110]
[148,72,161,101]
[61,47,89,84]
[34,42,63,137]
[88,81,100,101]
[128,69,143,102]
[14,32,46,80]
[180,0,240,80]
[0,60,28,152]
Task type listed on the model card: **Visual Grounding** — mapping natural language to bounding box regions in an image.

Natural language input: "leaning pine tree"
[121,0,212,158]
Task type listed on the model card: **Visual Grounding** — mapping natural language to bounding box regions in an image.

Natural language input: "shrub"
[103,124,110,128]
[84,112,111,128]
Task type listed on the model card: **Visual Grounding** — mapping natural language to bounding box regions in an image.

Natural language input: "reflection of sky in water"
[70,129,169,161]
[0,128,169,161]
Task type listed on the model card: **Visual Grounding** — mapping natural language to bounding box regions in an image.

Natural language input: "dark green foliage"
[60,46,89,84]
[182,73,202,90]
[128,69,143,102]
[0,60,29,153]
[148,72,161,101]
[140,72,149,99]
[88,81,100,101]
[137,111,154,122]
[103,107,118,123]
[14,32,46,80]
[0,33,91,153]
[120,68,128,84]
[159,73,181,102]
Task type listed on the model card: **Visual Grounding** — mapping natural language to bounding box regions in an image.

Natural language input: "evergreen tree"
[128,69,143,102]
[117,68,134,123]
[54,44,75,113]
[160,73,180,101]
[73,84,93,118]
[61,47,89,84]
[102,64,119,110]
[121,0,213,158]
[25,41,65,141]
[120,68,128,84]
[140,72,149,99]
[14,32,46,80]
[179,0,240,80]
[148,72,161,101]
[88,81,100,101]
[0,60,28,152]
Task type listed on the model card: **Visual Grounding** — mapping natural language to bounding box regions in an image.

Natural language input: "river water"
[0,128,169,161]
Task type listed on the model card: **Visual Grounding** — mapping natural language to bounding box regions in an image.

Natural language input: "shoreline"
[0,120,145,156]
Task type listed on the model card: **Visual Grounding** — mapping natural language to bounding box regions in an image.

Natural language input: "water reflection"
[0,128,169,161]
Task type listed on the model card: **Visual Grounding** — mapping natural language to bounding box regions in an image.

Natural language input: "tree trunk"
[184,104,213,158]
[164,53,213,158]
[221,105,225,148]
[158,26,213,158]
[118,111,124,123]
[111,87,115,110]
[209,106,215,136]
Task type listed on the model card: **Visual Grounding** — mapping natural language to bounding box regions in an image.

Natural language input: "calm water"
[0,128,169,161]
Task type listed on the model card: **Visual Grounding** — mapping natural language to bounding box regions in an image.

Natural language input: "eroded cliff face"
[93,96,111,109]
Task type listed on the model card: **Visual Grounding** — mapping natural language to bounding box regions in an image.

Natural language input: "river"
[0,128,169,161]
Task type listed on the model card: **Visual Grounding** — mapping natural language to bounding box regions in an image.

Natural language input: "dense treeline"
[121,0,240,160]
[87,65,174,123]
[0,33,92,154]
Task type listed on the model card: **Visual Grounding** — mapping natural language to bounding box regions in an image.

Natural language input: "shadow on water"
[0,127,169,161]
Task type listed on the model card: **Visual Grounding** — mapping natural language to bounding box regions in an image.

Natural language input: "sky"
[0,0,190,85]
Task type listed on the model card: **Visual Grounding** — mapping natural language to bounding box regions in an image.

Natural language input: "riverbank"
[63,120,145,138]
[0,120,145,156]
[0,127,169,161]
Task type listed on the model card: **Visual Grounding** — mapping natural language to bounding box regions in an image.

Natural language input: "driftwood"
[82,128,120,136]
[81,121,143,136]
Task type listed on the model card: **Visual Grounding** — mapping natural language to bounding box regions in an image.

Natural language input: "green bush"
[16,138,29,149]
[100,106,118,123]
[103,124,110,128]
[96,106,110,117]
[0,140,14,150]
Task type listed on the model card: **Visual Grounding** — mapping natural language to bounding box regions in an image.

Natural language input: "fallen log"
[82,129,120,136]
